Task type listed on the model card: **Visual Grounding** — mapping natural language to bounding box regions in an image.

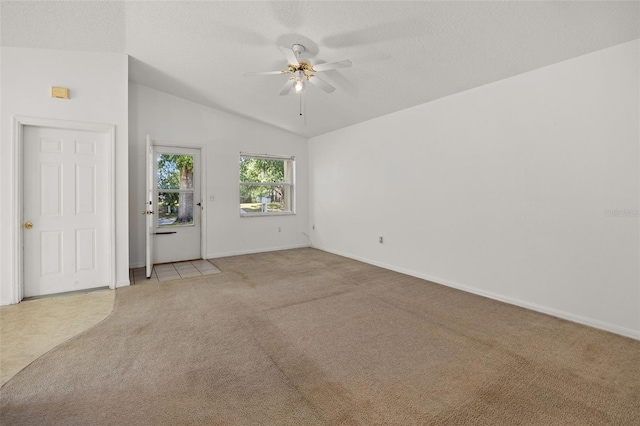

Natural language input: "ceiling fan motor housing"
[292,44,305,57]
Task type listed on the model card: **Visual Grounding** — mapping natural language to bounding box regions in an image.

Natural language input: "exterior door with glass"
[152,145,201,264]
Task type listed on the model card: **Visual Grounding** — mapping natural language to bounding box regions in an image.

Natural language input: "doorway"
[151,145,202,264]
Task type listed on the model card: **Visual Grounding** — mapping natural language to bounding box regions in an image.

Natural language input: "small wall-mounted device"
[51,86,70,99]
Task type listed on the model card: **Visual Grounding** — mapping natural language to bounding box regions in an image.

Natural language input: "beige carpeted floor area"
[1,248,639,425]
[0,289,115,386]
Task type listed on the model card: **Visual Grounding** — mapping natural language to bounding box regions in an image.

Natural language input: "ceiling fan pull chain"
[304,94,307,126]
[299,93,303,117]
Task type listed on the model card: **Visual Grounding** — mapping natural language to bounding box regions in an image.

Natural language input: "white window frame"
[239,152,295,217]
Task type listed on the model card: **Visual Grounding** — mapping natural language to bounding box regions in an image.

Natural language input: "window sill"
[240,212,295,218]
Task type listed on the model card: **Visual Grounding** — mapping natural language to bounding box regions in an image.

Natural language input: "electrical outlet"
[379,236,384,244]
[209,195,215,202]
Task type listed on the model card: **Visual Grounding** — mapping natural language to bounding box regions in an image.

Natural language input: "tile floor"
[130,259,221,284]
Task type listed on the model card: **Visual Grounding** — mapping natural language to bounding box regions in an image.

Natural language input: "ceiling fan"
[243,44,352,96]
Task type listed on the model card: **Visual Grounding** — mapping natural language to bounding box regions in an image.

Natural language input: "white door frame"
[11,116,116,304]
[148,138,207,262]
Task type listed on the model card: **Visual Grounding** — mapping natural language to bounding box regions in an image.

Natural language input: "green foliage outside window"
[157,154,194,225]
[239,156,292,214]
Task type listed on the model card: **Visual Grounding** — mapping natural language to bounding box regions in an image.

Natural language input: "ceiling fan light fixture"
[294,70,305,93]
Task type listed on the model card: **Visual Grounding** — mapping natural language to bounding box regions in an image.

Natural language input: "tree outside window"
[157,154,194,226]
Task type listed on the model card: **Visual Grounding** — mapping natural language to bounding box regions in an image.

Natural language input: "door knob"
[24,222,33,229]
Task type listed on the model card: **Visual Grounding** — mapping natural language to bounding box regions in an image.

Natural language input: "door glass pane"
[157,154,194,190]
[158,192,193,226]
[157,153,195,227]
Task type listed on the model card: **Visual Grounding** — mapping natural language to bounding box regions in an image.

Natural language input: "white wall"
[309,40,640,339]
[128,83,309,267]
[0,47,130,305]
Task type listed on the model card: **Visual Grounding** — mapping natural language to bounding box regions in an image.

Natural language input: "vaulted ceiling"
[2,1,638,137]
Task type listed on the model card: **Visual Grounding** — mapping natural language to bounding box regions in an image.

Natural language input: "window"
[239,153,294,216]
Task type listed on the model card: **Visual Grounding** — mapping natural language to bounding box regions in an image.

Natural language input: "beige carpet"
[0,289,115,386]
[1,248,638,425]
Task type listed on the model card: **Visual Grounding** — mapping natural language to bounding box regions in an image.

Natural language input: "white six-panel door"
[23,126,110,297]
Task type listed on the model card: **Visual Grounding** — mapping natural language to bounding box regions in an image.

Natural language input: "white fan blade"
[308,75,335,94]
[243,70,286,76]
[279,79,293,96]
[279,46,299,66]
[311,59,352,72]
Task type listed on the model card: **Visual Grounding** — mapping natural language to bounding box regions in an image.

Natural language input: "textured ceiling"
[2,1,639,138]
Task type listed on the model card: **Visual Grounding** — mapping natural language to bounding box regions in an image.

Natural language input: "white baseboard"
[0,297,16,306]
[116,280,131,288]
[130,244,311,268]
[207,243,310,260]
[312,244,640,341]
